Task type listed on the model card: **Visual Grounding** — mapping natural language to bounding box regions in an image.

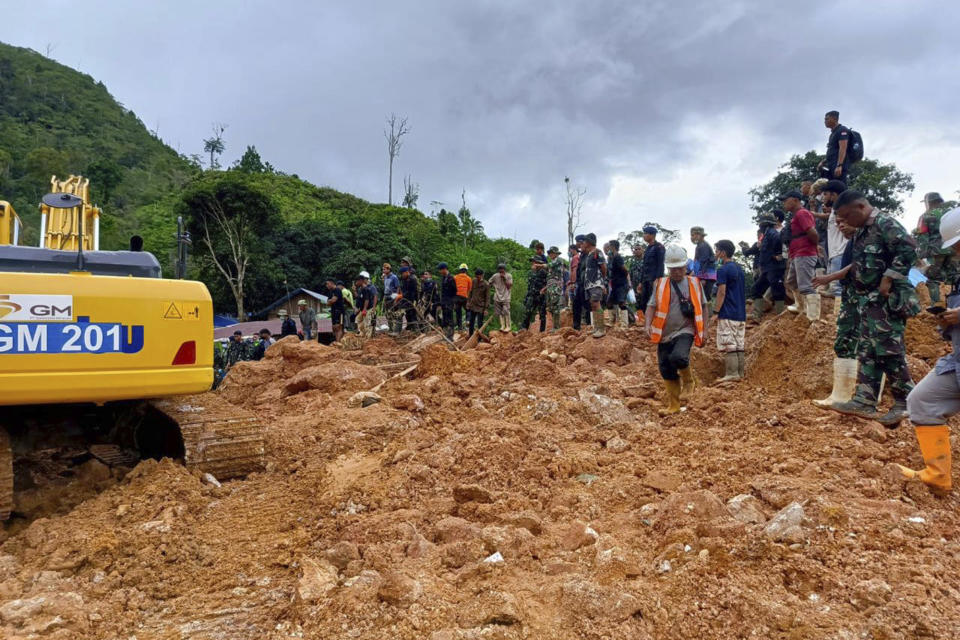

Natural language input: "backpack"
[847,128,864,163]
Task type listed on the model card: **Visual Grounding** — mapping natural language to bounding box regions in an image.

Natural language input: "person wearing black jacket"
[436,262,458,339]
[638,226,666,312]
[397,266,421,334]
[278,309,298,338]
[750,212,786,321]
[324,278,345,341]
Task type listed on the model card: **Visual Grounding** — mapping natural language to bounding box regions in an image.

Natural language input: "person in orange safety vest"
[644,244,709,415]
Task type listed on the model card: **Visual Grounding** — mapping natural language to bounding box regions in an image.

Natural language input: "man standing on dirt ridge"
[827,190,919,426]
[581,233,608,338]
[298,299,317,341]
[914,192,956,308]
[813,219,860,407]
[522,244,549,332]
[713,239,746,382]
[781,189,821,321]
[355,272,379,339]
[488,263,513,332]
[545,246,566,331]
[645,245,708,415]
[900,206,960,494]
[749,212,786,321]
[638,226,665,313]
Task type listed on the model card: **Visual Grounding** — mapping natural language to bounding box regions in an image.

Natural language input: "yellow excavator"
[0,176,265,520]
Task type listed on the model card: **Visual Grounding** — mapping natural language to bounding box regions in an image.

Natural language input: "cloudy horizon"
[5,0,960,255]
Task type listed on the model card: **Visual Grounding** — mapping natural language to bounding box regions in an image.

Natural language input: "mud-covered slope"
[1,317,958,639]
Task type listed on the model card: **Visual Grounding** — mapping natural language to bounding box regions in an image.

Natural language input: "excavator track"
[150,394,265,480]
[0,428,12,521]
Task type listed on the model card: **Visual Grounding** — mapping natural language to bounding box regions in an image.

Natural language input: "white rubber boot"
[814,358,858,407]
[805,294,821,321]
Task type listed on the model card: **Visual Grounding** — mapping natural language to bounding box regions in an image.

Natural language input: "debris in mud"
[3,319,960,639]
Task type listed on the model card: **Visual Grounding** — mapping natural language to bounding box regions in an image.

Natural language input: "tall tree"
[619,223,680,248]
[456,189,485,248]
[402,174,419,209]
[749,150,914,220]
[384,114,410,205]
[179,174,279,320]
[436,208,460,237]
[202,123,227,169]
[564,176,586,248]
[233,145,267,173]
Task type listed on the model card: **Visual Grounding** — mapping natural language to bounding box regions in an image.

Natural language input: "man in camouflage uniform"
[522,249,549,332]
[545,246,566,330]
[914,192,956,307]
[829,191,920,426]
[813,219,859,407]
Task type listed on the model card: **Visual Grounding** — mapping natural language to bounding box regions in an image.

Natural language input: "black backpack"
[848,128,864,163]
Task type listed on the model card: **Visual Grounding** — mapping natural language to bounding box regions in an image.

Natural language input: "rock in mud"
[377,571,422,606]
[606,436,629,453]
[297,557,339,601]
[763,502,808,544]
[392,394,425,411]
[453,483,494,504]
[641,470,682,493]
[560,521,599,551]
[726,494,768,525]
[283,362,386,397]
[570,336,632,366]
[324,541,360,570]
[347,391,383,407]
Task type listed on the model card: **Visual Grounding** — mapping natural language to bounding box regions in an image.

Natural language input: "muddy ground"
[2,307,959,639]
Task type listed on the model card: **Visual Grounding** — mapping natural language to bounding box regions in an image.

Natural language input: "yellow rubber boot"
[658,380,682,416]
[678,366,696,404]
[898,425,952,492]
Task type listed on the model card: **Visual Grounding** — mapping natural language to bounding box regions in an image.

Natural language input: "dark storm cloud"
[5,0,960,245]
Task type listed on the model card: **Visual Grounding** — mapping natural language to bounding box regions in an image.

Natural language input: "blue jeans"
[828,255,844,297]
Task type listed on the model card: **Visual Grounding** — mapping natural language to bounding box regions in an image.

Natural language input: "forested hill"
[0,41,197,248]
[0,41,532,319]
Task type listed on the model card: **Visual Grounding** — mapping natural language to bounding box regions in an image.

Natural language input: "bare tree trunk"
[564,177,586,248]
[384,114,410,206]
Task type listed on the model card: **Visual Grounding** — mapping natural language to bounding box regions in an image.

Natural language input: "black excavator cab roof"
[0,245,162,278]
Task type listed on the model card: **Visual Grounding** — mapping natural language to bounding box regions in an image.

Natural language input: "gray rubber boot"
[716,352,741,383]
[592,310,606,338]
[737,351,745,377]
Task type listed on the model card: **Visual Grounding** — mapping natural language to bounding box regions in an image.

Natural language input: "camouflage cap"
[690,226,706,236]
[547,246,560,255]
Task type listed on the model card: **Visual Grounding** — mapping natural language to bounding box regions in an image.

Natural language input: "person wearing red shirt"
[781,189,821,321]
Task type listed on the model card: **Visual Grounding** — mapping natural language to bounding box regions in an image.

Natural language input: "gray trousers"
[907,369,960,425]
[785,255,818,295]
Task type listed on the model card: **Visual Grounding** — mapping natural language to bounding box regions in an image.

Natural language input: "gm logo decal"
[0,295,73,322]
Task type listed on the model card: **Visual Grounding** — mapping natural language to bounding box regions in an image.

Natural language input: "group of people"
[211,109,960,496]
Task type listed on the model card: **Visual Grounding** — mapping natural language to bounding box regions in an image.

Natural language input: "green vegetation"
[177,169,532,321]
[0,40,532,323]
[0,41,198,251]
[749,150,915,220]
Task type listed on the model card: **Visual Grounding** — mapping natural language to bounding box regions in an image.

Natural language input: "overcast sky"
[5,0,960,254]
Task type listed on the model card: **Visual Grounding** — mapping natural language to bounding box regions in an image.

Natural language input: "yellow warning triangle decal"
[163,302,183,319]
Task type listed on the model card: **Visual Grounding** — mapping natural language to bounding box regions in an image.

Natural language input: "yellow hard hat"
[458,263,468,271]
[298,299,307,305]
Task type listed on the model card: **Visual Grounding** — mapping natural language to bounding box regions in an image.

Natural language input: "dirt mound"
[3,320,960,638]
[415,344,474,377]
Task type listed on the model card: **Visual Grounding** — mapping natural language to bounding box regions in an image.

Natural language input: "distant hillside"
[0,41,197,249]
[0,42,533,321]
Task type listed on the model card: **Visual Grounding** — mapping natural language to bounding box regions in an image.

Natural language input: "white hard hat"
[941,207,960,250]
[663,244,688,269]
[359,270,370,279]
